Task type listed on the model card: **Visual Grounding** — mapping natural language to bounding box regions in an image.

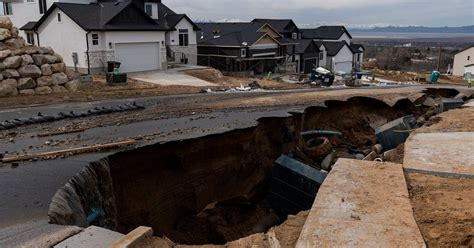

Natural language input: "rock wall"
[0,17,80,97]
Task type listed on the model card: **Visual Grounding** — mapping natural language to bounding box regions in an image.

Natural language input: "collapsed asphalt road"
[0,85,471,232]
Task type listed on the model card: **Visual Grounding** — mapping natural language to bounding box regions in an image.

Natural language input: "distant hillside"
[350,25,474,33]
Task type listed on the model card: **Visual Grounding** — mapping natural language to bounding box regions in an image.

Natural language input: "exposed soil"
[416,106,474,133]
[407,173,474,247]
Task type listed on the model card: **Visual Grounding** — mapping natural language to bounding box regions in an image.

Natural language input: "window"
[3,3,13,15]
[57,13,62,22]
[179,29,189,46]
[241,48,246,57]
[26,33,35,45]
[292,32,297,40]
[145,4,153,17]
[91,34,99,46]
[319,52,324,60]
[26,0,34,3]
[357,53,361,62]
[39,0,47,14]
[468,56,471,61]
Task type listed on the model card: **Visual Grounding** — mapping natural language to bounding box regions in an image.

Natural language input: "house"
[252,19,300,39]
[294,39,326,73]
[6,0,198,74]
[453,45,474,76]
[196,22,297,76]
[301,26,365,73]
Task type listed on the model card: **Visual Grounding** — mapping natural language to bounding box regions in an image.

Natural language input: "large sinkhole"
[48,94,464,245]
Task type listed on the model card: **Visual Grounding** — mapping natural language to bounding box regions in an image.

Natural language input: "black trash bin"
[107,61,121,73]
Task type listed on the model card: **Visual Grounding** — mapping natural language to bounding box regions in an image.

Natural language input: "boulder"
[3,69,20,78]
[38,47,54,55]
[37,76,53,86]
[65,68,77,80]
[53,53,63,62]
[0,49,11,60]
[18,65,42,78]
[41,64,53,76]
[3,55,22,69]
[65,79,81,91]
[0,74,3,81]
[0,62,4,71]
[51,62,65,73]
[19,89,36,95]
[51,85,68,93]
[11,27,18,38]
[0,16,13,30]
[11,49,24,56]
[21,54,34,66]
[24,47,39,55]
[32,54,46,65]
[35,86,52,95]
[52,72,68,85]
[0,78,18,96]
[0,28,11,41]
[4,38,25,48]
[18,77,36,90]
[44,55,57,64]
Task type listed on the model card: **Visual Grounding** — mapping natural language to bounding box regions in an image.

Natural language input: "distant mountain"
[349,25,474,33]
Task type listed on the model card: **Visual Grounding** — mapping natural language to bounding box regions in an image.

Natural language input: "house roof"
[165,14,200,31]
[26,1,196,32]
[197,22,296,47]
[301,26,352,40]
[294,39,320,54]
[20,21,37,30]
[350,43,365,53]
[251,19,298,33]
[322,41,351,56]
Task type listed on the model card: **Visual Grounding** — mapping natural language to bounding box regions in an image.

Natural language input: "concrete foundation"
[296,159,425,247]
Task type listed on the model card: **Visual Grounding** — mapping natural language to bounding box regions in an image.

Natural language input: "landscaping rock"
[65,68,77,80]
[53,53,63,62]
[11,49,24,56]
[3,55,22,69]
[24,47,38,55]
[41,64,53,76]
[37,76,53,86]
[0,28,11,41]
[35,86,52,95]
[3,69,19,78]
[52,72,68,85]
[4,38,25,48]
[0,16,13,30]
[51,62,65,73]
[32,54,46,65]
[21,54,34,66]
[18,65,42,78]
[38,46,54,55]
[19,89,35,95]
[0,78,18,96]
[52,85,68,93]
[18,77,36,90]
[0,49,11,60]
[44,55,57,64]
[65,79,81,91]
[0,74,3,81]
[11,27,18,38]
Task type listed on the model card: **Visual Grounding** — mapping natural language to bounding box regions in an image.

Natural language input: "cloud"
[164,0,473,27]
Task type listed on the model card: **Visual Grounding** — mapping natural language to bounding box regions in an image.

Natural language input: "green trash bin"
[430,71,440,84]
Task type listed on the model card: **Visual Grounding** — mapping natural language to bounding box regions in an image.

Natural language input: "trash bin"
[107,61,121,73]
[430,71,440,83]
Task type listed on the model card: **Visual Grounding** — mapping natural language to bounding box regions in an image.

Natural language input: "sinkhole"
[48,93,466,245]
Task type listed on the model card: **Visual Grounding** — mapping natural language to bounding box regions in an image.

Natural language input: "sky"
[164,0,474,28]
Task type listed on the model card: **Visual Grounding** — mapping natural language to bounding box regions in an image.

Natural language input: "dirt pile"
[185,68,224,83]
[0,17,79,97]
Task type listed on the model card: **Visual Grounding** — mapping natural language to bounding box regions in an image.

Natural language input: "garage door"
[115,42,160,73]
[334,61,352,74]
[303,58,318,74]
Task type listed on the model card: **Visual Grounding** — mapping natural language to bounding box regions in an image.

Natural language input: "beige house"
[453,45,474,76]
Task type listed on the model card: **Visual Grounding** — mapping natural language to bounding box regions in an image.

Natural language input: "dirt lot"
[407,173,474,247]
[406,105,474,247]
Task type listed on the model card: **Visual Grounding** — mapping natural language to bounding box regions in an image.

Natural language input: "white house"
[300,26,365,73]
[453,45,474,76]
[4,0,199,74]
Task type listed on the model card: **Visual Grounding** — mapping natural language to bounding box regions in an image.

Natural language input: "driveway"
[128,65,217,87]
